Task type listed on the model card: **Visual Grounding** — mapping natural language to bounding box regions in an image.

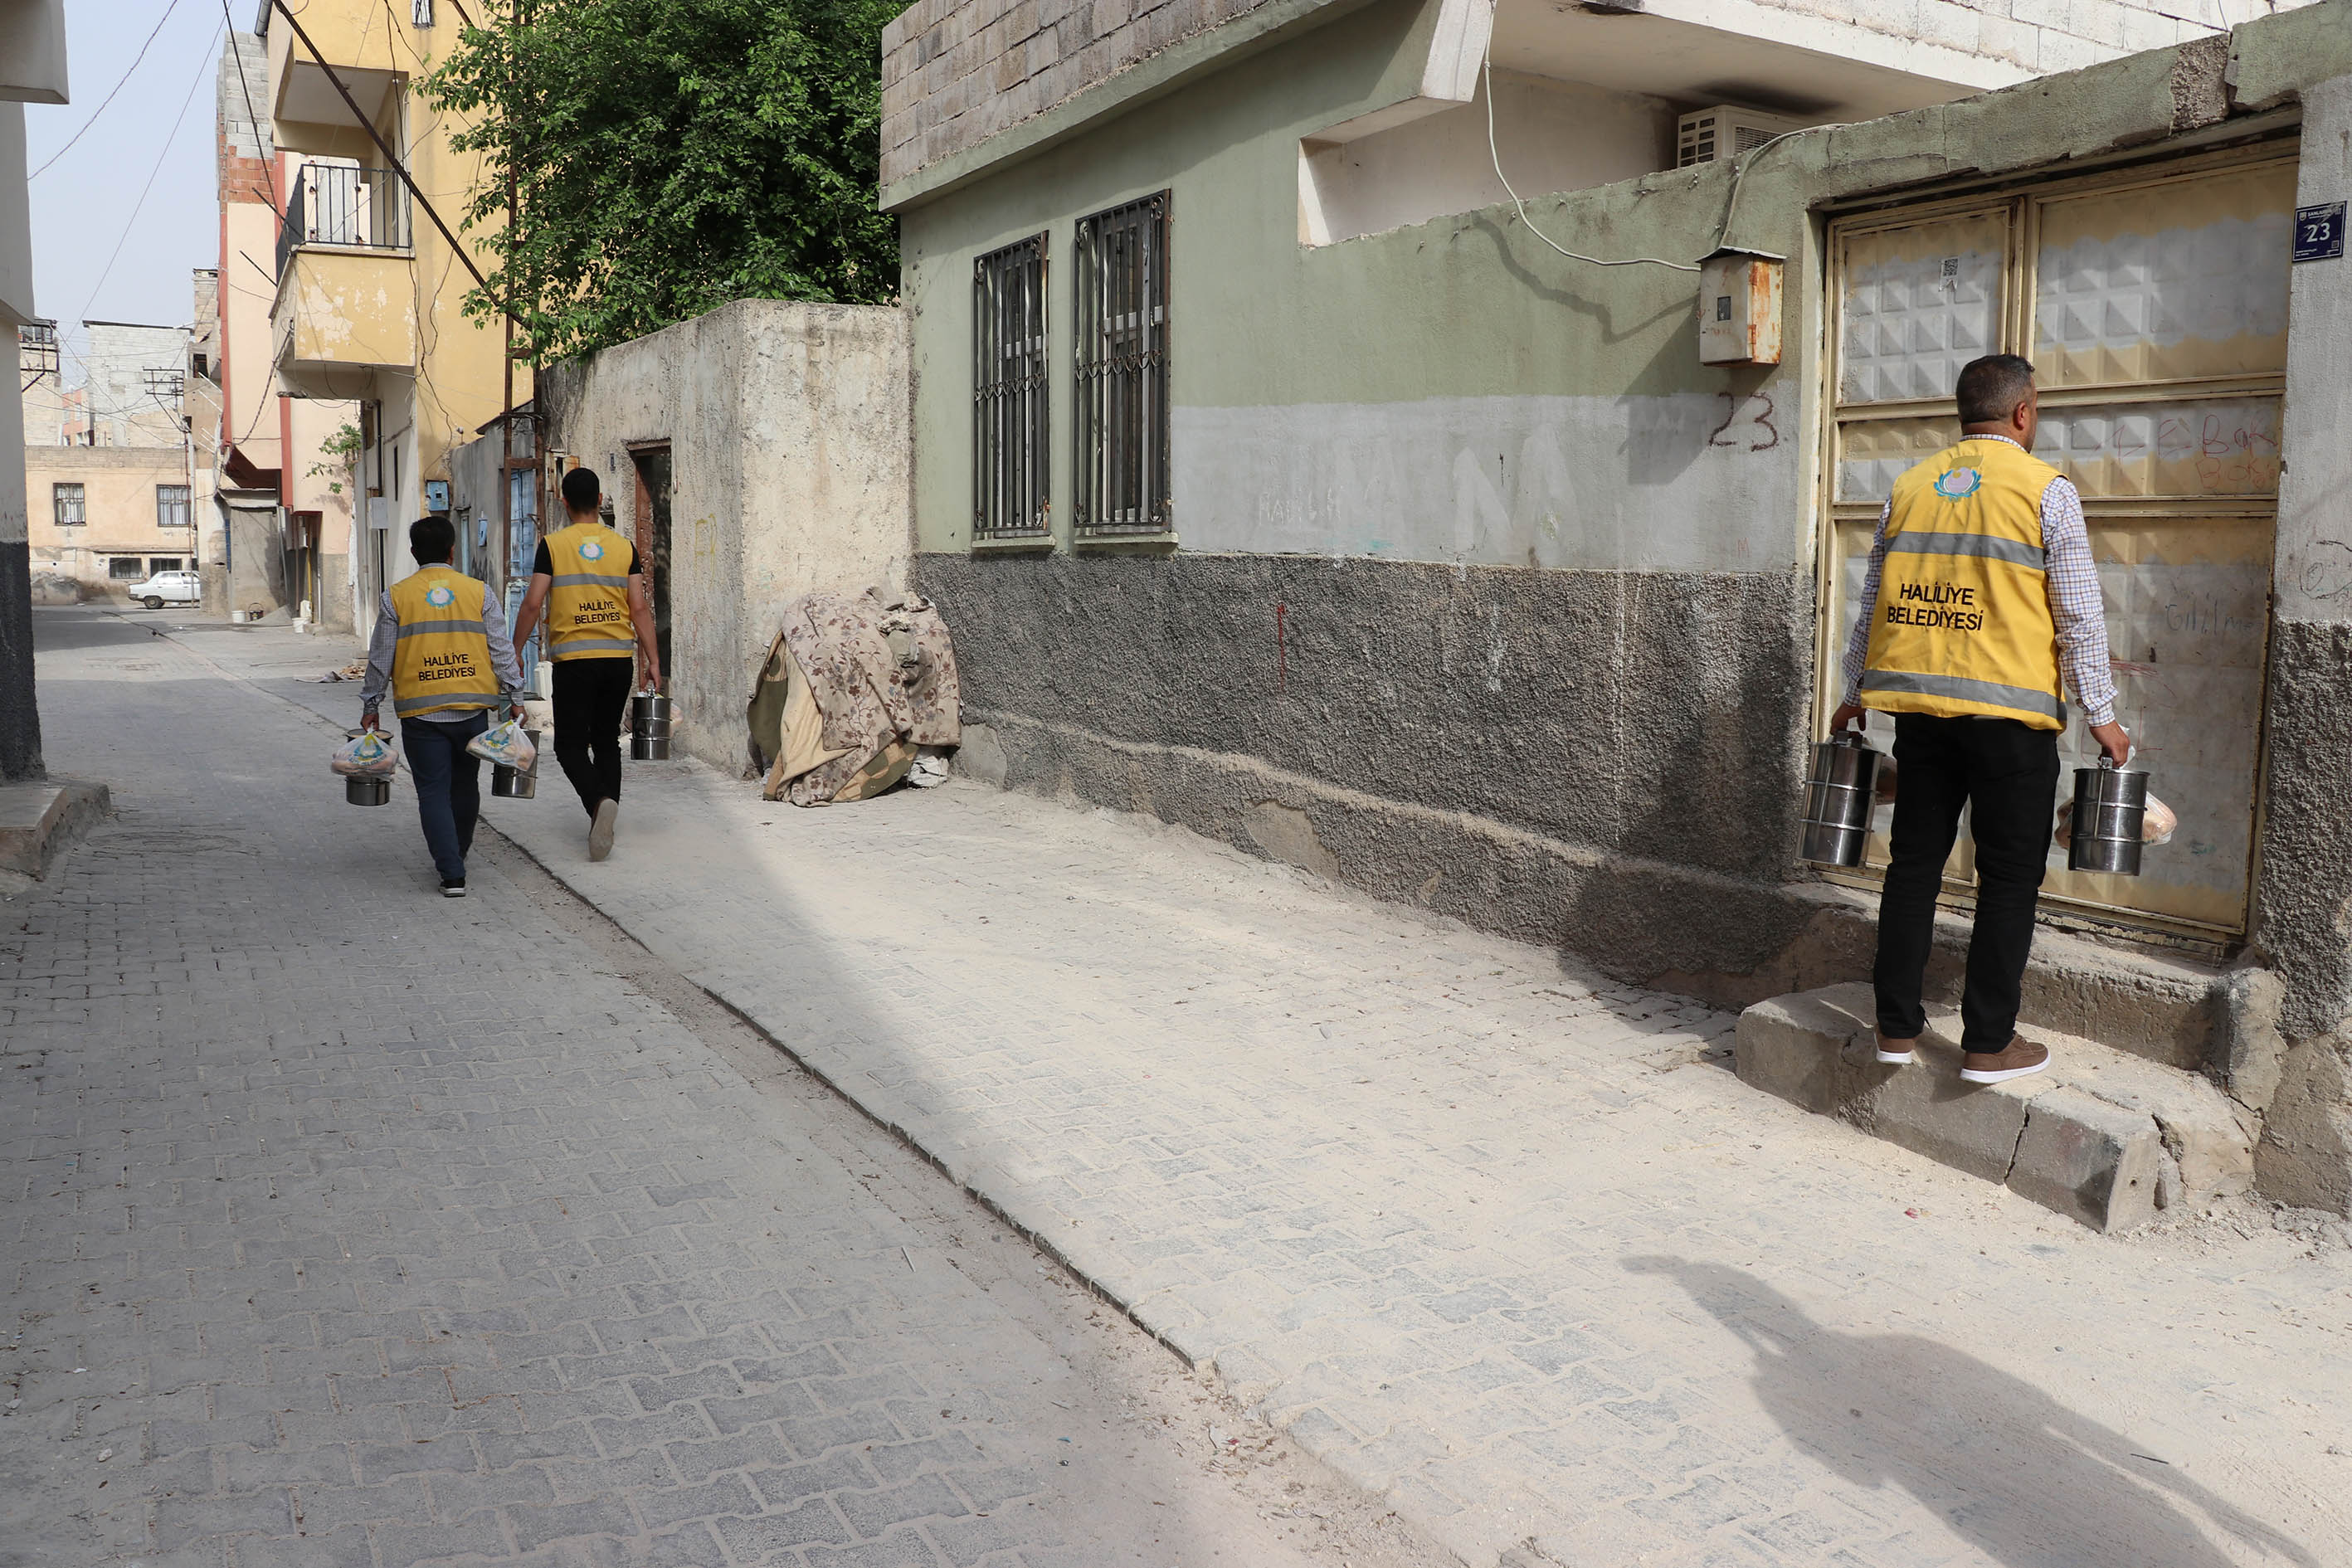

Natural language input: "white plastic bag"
[467,718,537,772]
[907,746,952,789]
[332,728,397,778]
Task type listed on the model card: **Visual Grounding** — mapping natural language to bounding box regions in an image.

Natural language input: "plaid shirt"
[1840,436,2117,727]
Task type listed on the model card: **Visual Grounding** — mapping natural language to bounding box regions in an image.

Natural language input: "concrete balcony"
[272,243,416,401]
[0,0,69,105]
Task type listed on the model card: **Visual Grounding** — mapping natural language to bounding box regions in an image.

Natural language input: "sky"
[22,1,246,387]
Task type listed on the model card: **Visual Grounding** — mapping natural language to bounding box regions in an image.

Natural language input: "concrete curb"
[1735,982,2255,1231]
[0,778,111,881]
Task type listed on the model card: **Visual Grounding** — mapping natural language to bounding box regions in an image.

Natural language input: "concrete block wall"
[881,0,1298,188]
[878,0,2297,190]
[538,300,913,777]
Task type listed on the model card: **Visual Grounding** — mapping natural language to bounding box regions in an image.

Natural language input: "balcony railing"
[276,164,411,277]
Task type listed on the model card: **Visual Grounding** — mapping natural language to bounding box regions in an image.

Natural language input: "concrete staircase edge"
[1736,981,2254,1232]
[0,778,111,881]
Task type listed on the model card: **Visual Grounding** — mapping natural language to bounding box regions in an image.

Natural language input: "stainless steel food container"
[345,775,391,806]
[630,691,672,761]
[2068,758,2149,875]
[1800,732,1882,868]
[491,729,541,799]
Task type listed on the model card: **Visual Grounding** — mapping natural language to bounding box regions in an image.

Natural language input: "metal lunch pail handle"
[1800,729,1882,869]
[2068,755,2149,876]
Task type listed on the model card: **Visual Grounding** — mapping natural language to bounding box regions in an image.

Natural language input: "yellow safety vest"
[388,566,503,719]
[1861,437,2067,731]
[542,521,636,661]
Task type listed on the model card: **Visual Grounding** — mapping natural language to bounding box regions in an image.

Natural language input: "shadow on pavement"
[1624,1258,2315,1568]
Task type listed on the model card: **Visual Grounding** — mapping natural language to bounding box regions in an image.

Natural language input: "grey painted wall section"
[918,552,1812,881]
[539,300,913,777]
[2252,71,2352,1206]
[1,107,39,782]
[1174,394,1800,569]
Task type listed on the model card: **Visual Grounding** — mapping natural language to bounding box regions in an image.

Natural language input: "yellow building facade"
[258,1,526,627]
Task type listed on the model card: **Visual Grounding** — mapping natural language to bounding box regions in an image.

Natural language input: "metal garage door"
[1821,144,2294,942]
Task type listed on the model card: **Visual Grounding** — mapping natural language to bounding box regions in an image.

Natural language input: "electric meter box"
[1698,247,1784,366]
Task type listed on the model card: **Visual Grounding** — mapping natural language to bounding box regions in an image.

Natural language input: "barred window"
[157,485,191,530]
[53,483,84,527]
[973,234,1049,540]
[1073,192,1170,536]
[109,558,144,580]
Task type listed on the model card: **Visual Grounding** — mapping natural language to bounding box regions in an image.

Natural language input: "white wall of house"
[1303,71,1681,245]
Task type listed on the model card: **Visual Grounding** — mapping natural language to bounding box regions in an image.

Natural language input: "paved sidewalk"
[162,617,2352,1563]
[2,607,1439,1568]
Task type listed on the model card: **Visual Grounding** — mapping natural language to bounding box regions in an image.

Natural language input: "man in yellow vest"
[358,514,527,897]
[1829,354,2130,1086]
[511,465,662,862]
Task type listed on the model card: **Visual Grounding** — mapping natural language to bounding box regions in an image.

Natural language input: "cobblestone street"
[0,608,1440,1568]
[8,606,2352,1568]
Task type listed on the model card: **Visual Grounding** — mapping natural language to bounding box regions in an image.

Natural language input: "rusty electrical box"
[1698,247,1784,366]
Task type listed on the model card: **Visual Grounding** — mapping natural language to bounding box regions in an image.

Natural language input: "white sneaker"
[588,798,617,862]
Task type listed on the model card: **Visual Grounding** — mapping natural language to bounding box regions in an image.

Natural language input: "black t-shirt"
[533,539,642,577]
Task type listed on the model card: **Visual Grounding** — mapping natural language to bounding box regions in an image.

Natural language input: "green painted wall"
[897,0,1819,567]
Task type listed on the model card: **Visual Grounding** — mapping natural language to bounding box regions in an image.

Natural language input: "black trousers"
[1873,713,2062,1054]
[551,656,635,815]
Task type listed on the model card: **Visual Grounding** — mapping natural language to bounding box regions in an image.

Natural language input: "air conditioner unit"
[1676,105,1804,168]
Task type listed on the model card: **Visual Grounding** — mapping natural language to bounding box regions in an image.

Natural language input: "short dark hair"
[560,465,601,514]
[409,513,456,564]
[1956,354,2037,426]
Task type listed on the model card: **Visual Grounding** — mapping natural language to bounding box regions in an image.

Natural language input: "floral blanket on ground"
[747,587,962,806]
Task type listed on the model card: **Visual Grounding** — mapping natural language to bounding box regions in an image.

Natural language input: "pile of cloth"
[746,586,962,806]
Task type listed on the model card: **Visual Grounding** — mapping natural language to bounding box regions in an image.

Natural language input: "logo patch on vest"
[1932,467,1983,500]
[425,584,455,607]
[579,538,606,561]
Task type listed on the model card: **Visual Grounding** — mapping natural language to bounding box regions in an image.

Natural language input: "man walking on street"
[511,466,663,862]
[1829,353,2130,1085]
[359,514,527,898]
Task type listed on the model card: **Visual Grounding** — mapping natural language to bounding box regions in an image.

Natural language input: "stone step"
[1735,982,2257,1233]
[1754,882,2254,1077]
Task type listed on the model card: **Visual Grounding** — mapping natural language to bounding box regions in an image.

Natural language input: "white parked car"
[124,570,201,610]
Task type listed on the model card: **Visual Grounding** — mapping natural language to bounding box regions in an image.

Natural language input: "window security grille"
[157,485,192,530]
[20,321,58,377]
[1073,192,1170,536]
[109,558,144,580]
[53,483,84,527]
[972,235,1049,539]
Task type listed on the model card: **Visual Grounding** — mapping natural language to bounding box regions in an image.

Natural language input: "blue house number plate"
[2294,202,2345,262]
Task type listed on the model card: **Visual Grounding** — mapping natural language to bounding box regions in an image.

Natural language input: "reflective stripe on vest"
[388,566,501,718]
[1860,438,2067,732]
[543,523,634,661]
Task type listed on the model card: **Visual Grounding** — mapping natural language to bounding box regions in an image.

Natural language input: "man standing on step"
[1829,353,2130,1086]
[359,514,527,898]
[511,467,663,862]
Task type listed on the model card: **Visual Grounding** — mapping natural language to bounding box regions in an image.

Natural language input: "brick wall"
[878,0,2301,193]
[217,30,273,210]
[880,0,1295,190]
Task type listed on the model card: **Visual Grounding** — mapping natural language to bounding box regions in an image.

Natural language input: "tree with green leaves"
[424,0,900,363]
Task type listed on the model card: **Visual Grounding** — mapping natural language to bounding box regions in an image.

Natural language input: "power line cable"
[1477,10,1819,271]
[75,21,226,329]
[29,0,186,180]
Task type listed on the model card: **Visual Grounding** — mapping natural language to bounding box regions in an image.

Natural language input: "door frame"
[1813,136,2300,953]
